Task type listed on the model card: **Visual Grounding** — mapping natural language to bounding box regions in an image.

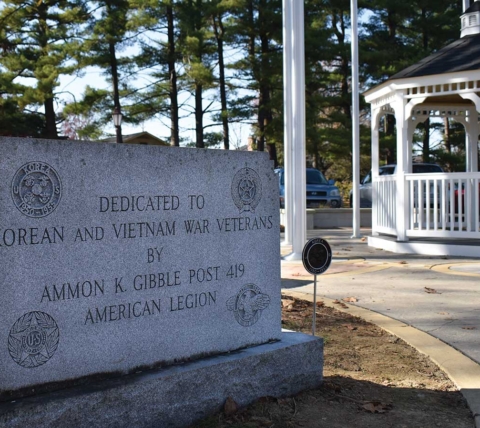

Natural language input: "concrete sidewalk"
[281,227,480,425]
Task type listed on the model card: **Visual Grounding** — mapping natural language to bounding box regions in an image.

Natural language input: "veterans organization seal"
[11,162,62,218]
[226,284,270,327]
[8,311,60,368]
[302,238,332,275]
[231,167,262,213]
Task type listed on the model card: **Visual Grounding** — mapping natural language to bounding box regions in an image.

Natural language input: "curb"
[283,289,480,427]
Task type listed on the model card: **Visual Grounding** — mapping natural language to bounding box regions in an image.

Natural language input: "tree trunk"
[444,117,451,154]
[38,3,58,139]
[195,83,204,148]
[109,41,123,143]
[385,114,396,164]
[213,13,229,150]
[422,118,430,162]
[256,1,273,158]
[167,4,180,147]
[267,143,278,168]
[44,97,58,139]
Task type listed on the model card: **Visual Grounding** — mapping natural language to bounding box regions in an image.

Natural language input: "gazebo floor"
[369,234,480,258]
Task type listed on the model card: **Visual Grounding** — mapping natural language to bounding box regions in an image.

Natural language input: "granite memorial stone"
[0,137,281,398]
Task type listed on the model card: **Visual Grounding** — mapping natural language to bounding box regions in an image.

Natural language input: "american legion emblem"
[226,284,270,327]
[11,161,62,218]
[8,311,60,368]
[231,167,262,214]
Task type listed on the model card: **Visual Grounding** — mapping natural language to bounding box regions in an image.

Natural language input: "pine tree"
[230,0,282,162]
[63,0,135,141]
[0,0,87,138]
[177,0,217,148]
[128,0,181,146]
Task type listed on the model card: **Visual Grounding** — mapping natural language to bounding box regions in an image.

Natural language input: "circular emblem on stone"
[231,167,262,214]
[11,162,62,218]
[8,311,60,368]
[226,284,270,327]
[302,238,332,275]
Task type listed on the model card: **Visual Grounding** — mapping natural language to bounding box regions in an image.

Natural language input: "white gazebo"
[364,0,480,257]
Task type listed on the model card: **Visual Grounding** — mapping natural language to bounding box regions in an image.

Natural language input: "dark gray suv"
[276,168,342,208]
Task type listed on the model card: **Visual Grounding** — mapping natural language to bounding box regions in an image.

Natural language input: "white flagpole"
[284,0,306,260]
[351,0,361,238]
[282,0,293,247]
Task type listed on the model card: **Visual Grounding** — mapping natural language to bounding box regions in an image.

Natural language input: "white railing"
[406,172,480,238]
[373,175,396,234]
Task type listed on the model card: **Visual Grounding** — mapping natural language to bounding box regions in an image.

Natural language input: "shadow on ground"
[281,278,312,289]
[193,376,472,428]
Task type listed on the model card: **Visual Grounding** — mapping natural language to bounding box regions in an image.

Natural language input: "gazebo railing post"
[371,107,381,236]
[394,95,409,241]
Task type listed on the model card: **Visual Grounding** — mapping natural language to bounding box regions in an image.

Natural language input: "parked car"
[275,168,342,208]
[350,163,443,208]
[453,182,480,214]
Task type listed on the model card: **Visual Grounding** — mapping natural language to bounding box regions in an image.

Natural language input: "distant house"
[102,131,169,146]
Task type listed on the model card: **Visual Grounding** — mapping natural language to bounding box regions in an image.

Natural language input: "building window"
[469,15,477,26]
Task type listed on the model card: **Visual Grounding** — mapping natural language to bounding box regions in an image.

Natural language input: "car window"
[279,169,330,185]
[306,169,328,185]
[379,166,395,175]
[362,173,371,184]
[412,164,443,173]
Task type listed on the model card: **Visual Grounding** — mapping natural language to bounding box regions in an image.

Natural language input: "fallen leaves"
[424,287,442,294]
[362,401,392,413]
[344,324,358,331]
[462,326,476,330]
[399,261,408,264]
[333,300,349,309]
[342,297,358,303]
[224,397,238,416]
[282,298,324,313]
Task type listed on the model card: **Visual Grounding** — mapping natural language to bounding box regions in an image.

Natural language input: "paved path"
[281,228,480,425]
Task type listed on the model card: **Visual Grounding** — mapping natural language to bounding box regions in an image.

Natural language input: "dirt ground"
[194,295,474,428]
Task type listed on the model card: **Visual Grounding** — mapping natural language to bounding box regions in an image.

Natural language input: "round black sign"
[302,238,332,275]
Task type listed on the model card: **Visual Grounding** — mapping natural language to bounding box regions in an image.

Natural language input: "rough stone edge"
[0,331,323,428]
[283,289,480,427]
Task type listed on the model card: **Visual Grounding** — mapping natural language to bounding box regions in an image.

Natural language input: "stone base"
[0,332,323,428]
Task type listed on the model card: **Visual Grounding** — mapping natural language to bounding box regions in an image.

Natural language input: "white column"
[466,109,479,173]
[394,95,409,241]
[463,0,470,12]
[282,0,293,246]
[406,118,417,173]
[351,0,361,238]
[284,0,306,260]
[371,108,381,236]
[473,114,479,173]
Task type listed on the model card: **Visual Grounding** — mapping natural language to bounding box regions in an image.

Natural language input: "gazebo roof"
[390,33,480,80]
[465,1,480,14]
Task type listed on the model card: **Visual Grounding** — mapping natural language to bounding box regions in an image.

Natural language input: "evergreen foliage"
[0,0,468,183]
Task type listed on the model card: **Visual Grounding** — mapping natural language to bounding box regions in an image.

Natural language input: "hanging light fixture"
[112,107,122,128]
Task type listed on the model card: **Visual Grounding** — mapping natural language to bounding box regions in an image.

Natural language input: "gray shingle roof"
[390,33,480,80]
[465,1,480,14]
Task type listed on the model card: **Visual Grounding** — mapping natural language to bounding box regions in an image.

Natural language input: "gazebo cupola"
[362,0,480,257]
[461,0,480,38]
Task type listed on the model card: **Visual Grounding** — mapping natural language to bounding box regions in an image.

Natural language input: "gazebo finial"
[461,0,480,37]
